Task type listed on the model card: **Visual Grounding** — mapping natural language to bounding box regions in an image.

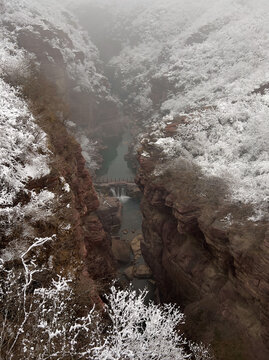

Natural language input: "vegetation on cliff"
[75,0,269,218]
[0,257,212,359]
[1,0,110,96]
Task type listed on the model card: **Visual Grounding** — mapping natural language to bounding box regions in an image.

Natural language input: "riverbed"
[97,132,155,301]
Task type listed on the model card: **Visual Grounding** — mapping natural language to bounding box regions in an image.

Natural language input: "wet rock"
[97,197,121,233]
[130,234,143,259]
[125,184,142,199]
[124,266,134,280]
[134,264,152,279]
[95,183,141,199]
[111,237,130,264]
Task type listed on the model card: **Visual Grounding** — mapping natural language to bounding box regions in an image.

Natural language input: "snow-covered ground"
[0,17,71,260]
[0,77,50,206]
[1,0,122,261]
[0,0,118,180]
[151,96,269,215]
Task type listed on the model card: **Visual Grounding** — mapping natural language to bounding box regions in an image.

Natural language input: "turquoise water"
[97,132,135,180]
[120,197,142,239]
[97,132,142,238]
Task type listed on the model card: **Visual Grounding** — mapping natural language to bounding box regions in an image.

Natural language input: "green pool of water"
[97,132,135,180]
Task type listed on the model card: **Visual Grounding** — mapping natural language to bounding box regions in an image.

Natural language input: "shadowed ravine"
[96,132,156,301]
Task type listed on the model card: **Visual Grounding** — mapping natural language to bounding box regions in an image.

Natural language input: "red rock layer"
[22,74,116,307]
[136,142,269,360]
[40,114,115,306]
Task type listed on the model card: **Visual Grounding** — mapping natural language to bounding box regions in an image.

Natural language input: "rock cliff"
[136,141,269,360]
[28,76,116,304]
[0,73,115,313]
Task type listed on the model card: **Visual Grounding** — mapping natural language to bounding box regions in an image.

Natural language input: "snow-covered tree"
[0,245,212,360]
[1,0,109,96]
[83,0,269,219]
[91,286,212,360]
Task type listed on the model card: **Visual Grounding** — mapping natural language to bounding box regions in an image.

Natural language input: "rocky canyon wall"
[30,76,116,302]
[0,73,115,310]
[136,141,269,360]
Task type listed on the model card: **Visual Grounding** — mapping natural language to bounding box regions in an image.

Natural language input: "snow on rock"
[60,177,71,193]
[1,0,110,97]
[78,134,99,171]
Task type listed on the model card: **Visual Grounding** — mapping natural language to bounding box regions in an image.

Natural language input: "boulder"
[130,234,143,259]
[125,184,142,199]
[111,237,130,264]
[133,264,152,279]
[124,266,134,280]
[97,196,122,233]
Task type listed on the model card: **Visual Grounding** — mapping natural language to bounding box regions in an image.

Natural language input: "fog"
[60,0,269,209]
[1,1,269,359]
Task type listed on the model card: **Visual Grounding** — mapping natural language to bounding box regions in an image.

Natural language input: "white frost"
[0,78,50,207]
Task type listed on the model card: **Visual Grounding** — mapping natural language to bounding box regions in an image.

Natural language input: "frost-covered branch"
[0,262,212,360]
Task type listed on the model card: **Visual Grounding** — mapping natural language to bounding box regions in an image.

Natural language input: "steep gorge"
[33,81,115,296]
[2,1,269,359]
[70,2,269,359]
[21,73,115,304]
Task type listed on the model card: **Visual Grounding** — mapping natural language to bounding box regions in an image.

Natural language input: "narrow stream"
[97,132,155,301]
[97,132,134,180]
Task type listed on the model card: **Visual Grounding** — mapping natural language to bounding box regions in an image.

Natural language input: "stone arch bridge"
[94,177,141,199]
[94,177,136,186]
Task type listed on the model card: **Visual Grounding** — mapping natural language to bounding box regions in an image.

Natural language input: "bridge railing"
[95,177,135,184]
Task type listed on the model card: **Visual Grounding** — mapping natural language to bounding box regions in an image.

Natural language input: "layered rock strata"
[136,141,269,360]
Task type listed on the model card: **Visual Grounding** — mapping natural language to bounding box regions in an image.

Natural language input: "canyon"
[72,2,269,358]
[1,1,269,359]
